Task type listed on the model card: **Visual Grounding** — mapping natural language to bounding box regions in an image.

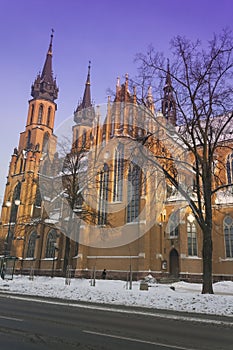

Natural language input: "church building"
[0,34,233,282]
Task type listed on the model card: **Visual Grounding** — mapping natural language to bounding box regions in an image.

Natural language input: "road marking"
[83,329,197,350]
[0,315,23,322]
[1,293,233,327]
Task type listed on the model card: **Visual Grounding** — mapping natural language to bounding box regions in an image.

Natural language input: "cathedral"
[0,33,233,282]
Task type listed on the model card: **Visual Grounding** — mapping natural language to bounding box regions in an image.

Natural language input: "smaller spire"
[86,60,91,85]
[133,86,137,104]
[48,28,54,56]
[74,62,94,125]
[125,73,129,92]
[162,59,176,126]
[75,61,92,111]
[81,61,92,108]
[146,86,154,113]
[116,76,120,89]
[147,86,153,98]
[165,59,172,86]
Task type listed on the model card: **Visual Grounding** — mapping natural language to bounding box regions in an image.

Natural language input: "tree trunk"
[201,160,214,294]
[63,213,73,275]
[202,225,214,294]
[63,236,70,275]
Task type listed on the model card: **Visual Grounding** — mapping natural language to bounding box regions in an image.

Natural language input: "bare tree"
[135,28,233,293]
[39,134,108,274]
[60,142,95,273]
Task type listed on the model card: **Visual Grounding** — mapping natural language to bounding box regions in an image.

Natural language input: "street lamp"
[4,199,20,256]
[0,199,20,280]
[187,213,195,223]
[51,242,59,278]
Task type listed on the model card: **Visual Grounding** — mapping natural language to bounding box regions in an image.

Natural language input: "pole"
[51,254,55,278]
[129,256,132,290]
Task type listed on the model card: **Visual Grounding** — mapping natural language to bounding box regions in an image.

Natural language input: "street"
[0,294,232,350]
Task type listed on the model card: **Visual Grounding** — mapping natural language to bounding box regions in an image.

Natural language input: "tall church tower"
[0,32,58,261]
[23,30,58,155]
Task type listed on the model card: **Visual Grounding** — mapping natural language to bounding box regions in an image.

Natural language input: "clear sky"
[0,0,232,204]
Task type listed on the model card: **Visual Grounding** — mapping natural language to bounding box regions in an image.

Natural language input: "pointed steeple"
[165,59,172,86]
[31,30,58,102]
[81,61,92,110]
[74,62,95,125]
[41,29,54,84]
[75,62,92,112]
[162,59,176,126]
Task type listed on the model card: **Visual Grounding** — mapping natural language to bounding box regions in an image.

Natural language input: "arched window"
[120,102,124,129]
[27,130,31,149]
[47,107,51,127]
[42,132,49,153]
[102,131,106,146]
[98,163,109,225]
[142,172,147,196]
[10,182,21,223]
[226,153,233,184]
[45,229,57,258]
[127,163,141,223]
[113,144,124,202]
[30,104,34,124]
[187,221,197,256]
[42,159,49,176]
[82,129,87,148]
[111,117,115,137]
[27,231,37,258]
[38,104,43,124]
[75,129,79,148]
[20,159,24,173]
[128,106,133,132]
[35,186,42,207]
[223,216,233,258]
[167,210,179,237]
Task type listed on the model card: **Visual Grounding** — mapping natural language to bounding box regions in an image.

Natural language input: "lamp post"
[1,199,20,280]
[4,199,20,257]
[187,212,195,223]
[159,209,167,273]
[51,242,59,278]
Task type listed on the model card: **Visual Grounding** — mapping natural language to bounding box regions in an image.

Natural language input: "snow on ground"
[0,275,233,317]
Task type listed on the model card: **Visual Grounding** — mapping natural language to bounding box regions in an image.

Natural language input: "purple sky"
[0,0,232,203]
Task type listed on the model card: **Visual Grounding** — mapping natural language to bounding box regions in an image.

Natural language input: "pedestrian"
[101,269,107,279]
[1,262,6,280]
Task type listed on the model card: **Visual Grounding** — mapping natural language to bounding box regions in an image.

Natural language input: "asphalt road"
[0,293,232,350]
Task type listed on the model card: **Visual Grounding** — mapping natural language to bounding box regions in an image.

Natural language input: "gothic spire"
[82,61,92,109]
[31,30,58,102]
[165,59,172,86]
[75,61,92,113]
[162,59,176,126]
[41,29,54,84]
[74,62,94,125]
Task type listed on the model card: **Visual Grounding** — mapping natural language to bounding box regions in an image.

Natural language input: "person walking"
[101,269,107,279]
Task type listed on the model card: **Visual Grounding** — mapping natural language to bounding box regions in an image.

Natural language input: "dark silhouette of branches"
[135,28,233,294]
